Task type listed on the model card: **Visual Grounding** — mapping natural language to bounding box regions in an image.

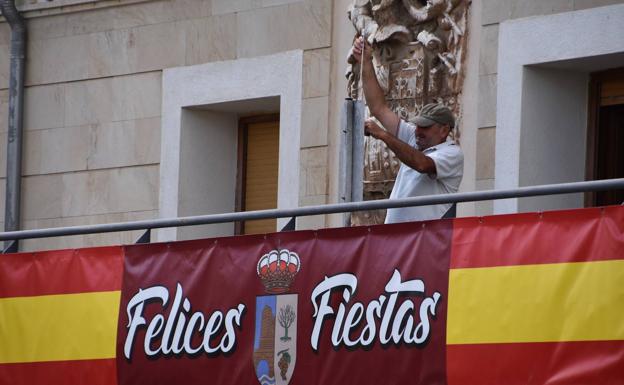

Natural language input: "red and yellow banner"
[447,207,624,384]
[0,247,123,385]
[0,206,622,385]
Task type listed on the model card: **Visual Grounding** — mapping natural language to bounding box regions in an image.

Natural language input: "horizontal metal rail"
[1,178,623,241]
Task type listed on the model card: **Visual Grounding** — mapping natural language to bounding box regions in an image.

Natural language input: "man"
[352,37,464,223]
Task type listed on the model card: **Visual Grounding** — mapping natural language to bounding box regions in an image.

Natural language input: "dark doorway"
[586,68,624,206]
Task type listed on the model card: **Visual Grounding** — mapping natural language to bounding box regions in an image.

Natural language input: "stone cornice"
[2,0,152,20]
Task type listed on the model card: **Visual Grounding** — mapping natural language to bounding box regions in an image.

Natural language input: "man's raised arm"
[352,37,400,136]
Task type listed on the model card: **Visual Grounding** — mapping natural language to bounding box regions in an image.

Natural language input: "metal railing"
[1,178,623,245]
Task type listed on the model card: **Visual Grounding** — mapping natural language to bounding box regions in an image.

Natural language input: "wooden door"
[237,116,280,234]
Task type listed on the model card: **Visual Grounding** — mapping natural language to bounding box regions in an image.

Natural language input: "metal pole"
[339,99,354,205]
[0,0,26,252]
[339,99,354,226]
[351,101,365,203]
[1,179,623,242]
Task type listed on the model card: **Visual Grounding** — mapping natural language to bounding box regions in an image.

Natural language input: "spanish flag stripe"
[0,291,121,364]
[447,340,624,385]
[0,358,117,385]
[0,246,123,298]
[447,260,624,344]
[451,206,624,269]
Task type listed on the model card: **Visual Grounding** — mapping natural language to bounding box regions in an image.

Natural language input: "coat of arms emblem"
[253,249,300,385]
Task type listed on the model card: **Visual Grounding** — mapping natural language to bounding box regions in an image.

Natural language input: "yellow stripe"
[0,291,120,363]
[447,260,624,344]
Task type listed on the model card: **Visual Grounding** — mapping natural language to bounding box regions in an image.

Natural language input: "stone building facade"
[0,0,622,251]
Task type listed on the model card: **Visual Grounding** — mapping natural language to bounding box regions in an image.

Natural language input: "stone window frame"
[495,4,624,214]
[158,50,303,241]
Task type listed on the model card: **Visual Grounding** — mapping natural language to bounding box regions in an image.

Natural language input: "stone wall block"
[129,21,187,74]
[112,0,212,31]
[22,174,63,220]
[184,14,237,65]
[87,29,133,78]
[477,74,497,128]
[479,24,499,75]
[0,133,6,178]
[476,127,496,180]
[299,163,307,197]
[303,48,330,98]
[306,166,327,196]
[213,0,259,15]
[23,126,90,175]
[0,45,9,89]
[24,84,65,131]
[301,96,328,148]
[67,7,115,36]
[64,77,113,127]
[482,0,574,25]
[301,146,328,169]
[574,0,624,10]
[27,34,90,85]
[27,14,68,40]
[296,194,327,230]
[0,89,8,133]
[21,210,158,252]
[61,165,159,217]
[261,0,305,7]
[0,178,5,223]
[87,117,161,170]
[111,72,162,122]
[0,23,10,45]
[236,0,331,58]
[475,178,495,215]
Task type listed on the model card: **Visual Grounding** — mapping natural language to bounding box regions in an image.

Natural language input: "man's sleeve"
[428,145,464,179]
[397,120,414,143]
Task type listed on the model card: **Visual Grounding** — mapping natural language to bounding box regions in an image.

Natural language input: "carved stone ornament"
[347,0,471,225]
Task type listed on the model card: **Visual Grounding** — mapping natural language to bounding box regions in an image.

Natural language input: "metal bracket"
[280,217,296,232]
[135,229,151,244]
[3,240,18,254]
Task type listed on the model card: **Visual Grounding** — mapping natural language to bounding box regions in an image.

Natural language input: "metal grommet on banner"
[478,217,483,224]
[538,212,543,220]
[313,231,318,237]
[367,227,371,233]
[422,223,426,229]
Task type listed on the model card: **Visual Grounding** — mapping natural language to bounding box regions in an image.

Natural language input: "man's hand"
[364,118,386,140]
[352,36,372,64]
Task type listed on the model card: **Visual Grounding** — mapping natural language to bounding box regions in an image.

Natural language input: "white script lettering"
[124,283,245,360]
[310,269,441,351]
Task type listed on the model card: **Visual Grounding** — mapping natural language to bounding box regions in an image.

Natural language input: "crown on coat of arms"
[256,249,300,294]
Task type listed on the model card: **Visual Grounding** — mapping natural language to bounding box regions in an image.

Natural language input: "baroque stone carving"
[346,0,471,225]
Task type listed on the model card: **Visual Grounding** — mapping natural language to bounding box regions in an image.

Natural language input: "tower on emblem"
[254,249,299,385]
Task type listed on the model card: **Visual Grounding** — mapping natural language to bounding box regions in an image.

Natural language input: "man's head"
[413,103,455,150]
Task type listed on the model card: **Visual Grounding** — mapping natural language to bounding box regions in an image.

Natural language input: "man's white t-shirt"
[385,120,464,224]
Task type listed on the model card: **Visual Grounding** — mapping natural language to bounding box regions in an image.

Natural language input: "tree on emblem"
[278,305,296,341]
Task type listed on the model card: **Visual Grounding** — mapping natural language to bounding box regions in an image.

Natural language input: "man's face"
[415,123,450,151]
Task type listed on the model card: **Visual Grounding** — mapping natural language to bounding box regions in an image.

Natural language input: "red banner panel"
[116,221,453,385]
[2,206,623,385]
